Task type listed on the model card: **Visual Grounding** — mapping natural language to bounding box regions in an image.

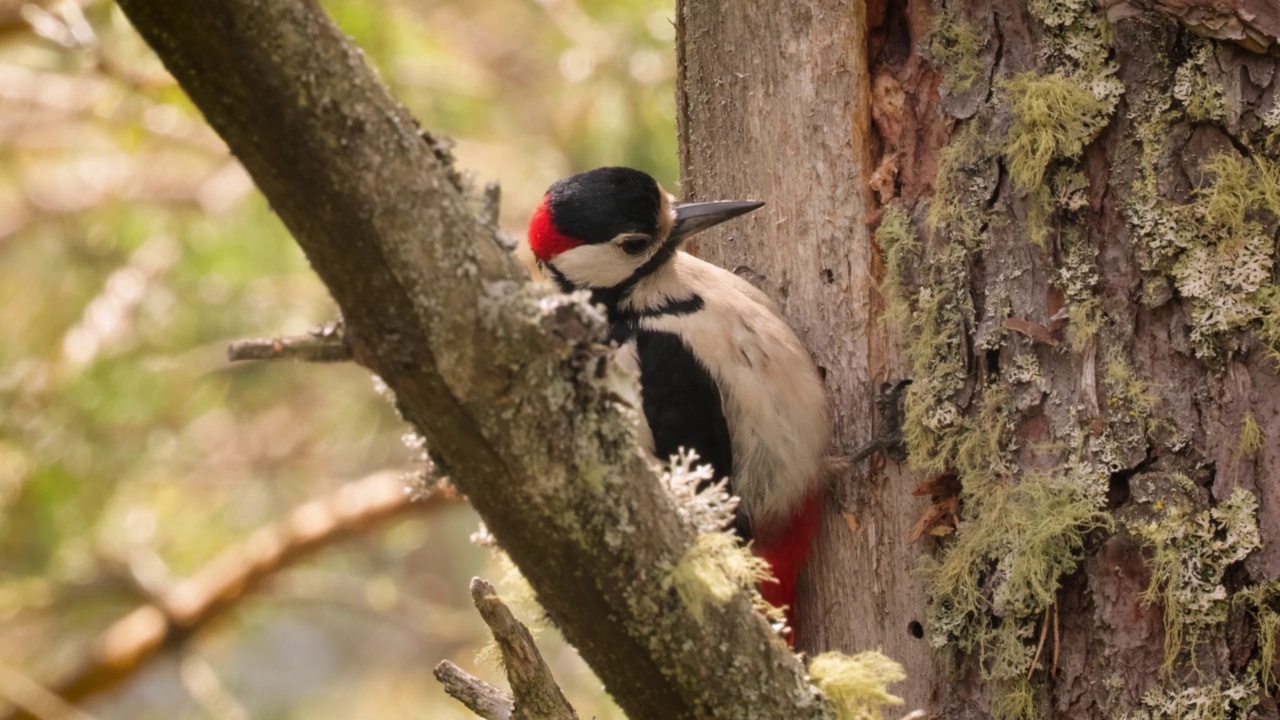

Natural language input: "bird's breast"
[631,276,830,533]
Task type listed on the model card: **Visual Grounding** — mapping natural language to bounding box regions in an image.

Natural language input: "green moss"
[668,532,772,621]
[1005,0,1119,254]
[1201,152,1280,226]
[1026,184,1053,248]
[900,243,972,474]
[924,469,1113,641]
[1103,348,1157,420]
[1029,169,1091,248]
[808,651,906,720]
[927,123,993,249]
[922,466,1111,718]
[1027,0,1123,89]
[1134,486,1262,672]
[876,203,918,329]
[1239,412,1262,457]
[1002,72,1114,191]
[918,385,1113,713]
[929,11,986,94]
[915,386,1115,718]
[1065,298,1102,353]
[991,676,1039,720]
[1261,607,1280,692]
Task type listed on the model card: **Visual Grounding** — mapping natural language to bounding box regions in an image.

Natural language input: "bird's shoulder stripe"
[609,293,704,343]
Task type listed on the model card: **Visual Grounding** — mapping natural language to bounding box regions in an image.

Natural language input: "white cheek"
[551,244,641,288]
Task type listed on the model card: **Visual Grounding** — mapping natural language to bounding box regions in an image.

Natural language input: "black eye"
[620,235,652,255]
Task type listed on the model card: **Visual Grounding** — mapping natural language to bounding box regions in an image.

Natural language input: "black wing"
[635,330,749,540]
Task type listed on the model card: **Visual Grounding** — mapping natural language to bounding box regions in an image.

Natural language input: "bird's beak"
[670,200,765,243]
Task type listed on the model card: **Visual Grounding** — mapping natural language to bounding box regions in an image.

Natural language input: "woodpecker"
[527,166,831,635]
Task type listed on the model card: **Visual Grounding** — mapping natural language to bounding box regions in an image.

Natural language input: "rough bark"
[680,0,1280,717]
[111,2,829,719]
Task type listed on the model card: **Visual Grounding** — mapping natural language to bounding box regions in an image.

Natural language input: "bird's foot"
[847,379,912,464]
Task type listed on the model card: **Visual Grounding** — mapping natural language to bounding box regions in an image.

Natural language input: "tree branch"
[226,322,351,363]
[434,578,580,719]
[0,663,100,720]
[113,1,830,717]
[468,577,577,720]
[434,661,514,720]
[2,473,454,720]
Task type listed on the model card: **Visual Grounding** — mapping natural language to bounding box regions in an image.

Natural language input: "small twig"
[433,661,513,720]
[226,320,350,363]
[1028,604,1051,680]
[1052,601,1060,678]
[847,380,913,464]
[469,578,578,720]
[436,578,578,720]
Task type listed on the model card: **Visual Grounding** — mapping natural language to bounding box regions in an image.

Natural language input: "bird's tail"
[753,491,824,644]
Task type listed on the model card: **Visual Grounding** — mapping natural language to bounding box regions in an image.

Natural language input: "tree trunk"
[679,0,1280,717]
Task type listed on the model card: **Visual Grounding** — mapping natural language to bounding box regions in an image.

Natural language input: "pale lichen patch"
[1122,676,1260,720]
[1133,485,1262,671]
[1172,39,1226,123]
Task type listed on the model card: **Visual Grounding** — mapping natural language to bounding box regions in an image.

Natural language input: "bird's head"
[527,166,763,293]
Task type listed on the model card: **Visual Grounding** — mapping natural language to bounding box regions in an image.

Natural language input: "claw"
[847,379,912,464]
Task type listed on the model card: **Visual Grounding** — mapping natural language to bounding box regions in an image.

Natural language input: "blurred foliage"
[0,0,676,717]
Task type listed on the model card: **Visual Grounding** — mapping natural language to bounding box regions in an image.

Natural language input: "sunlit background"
[0,0,677,717]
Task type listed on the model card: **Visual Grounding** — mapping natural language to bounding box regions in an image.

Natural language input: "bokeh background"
[0,0,677,717]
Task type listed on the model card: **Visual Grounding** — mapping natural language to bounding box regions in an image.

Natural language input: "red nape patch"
[754,492,825,645]
[528,195,582,262]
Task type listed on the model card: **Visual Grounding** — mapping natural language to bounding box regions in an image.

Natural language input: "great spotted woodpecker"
[527,166,831,635]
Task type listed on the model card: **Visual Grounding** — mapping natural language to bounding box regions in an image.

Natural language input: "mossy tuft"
[1002,72,1113,191]
[669,531,774,621]
[928,11,986,94]
[808,651,906,720]
[876,203,918,329]
[991,676,1039,720]
[1238,412,1262,457]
